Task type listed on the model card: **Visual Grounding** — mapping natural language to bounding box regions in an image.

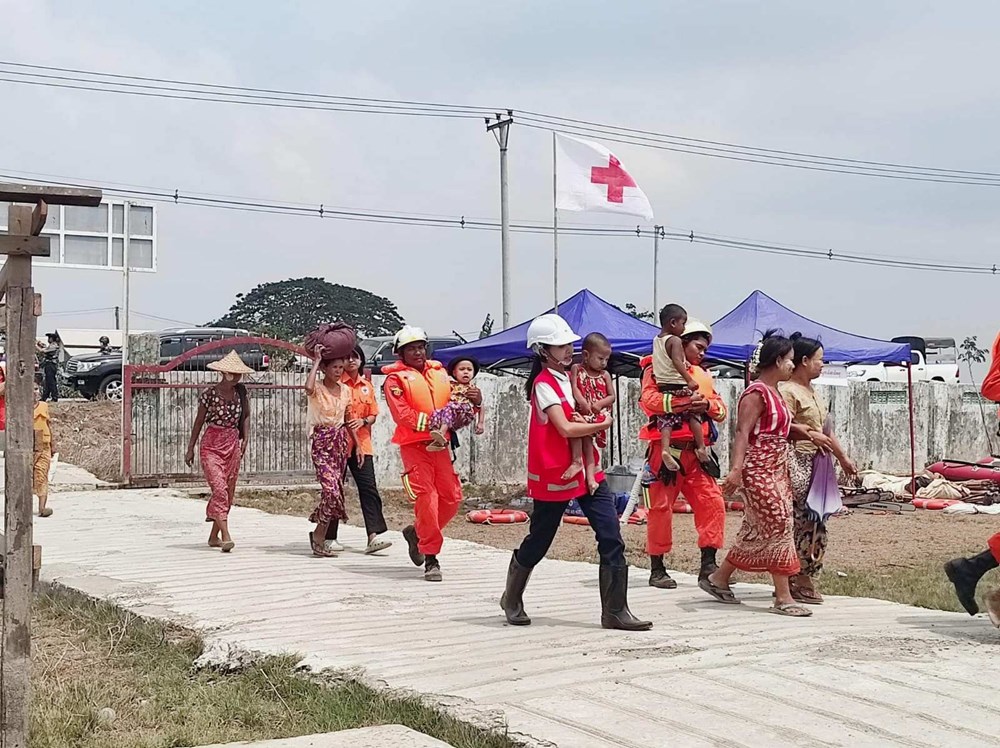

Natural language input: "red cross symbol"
[591,155,636,203]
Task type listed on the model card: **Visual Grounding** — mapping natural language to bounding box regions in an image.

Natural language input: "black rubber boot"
[424,554,442,582]
[699,547,719,582]
[402,524,424,567]
[648,555,677,589]
[600,565,652,631]
[944,550,998,615]
[500,552,532,625]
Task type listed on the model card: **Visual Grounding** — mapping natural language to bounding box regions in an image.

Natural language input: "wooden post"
[0,185,98,748]
[1,204,38,748]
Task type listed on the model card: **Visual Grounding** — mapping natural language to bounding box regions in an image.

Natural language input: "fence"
[123,337,313,485]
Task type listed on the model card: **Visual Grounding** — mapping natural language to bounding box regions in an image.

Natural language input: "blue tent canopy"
[440,289,659,368]
[707,290,910,364]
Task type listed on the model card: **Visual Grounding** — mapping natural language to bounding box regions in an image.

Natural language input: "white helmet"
[526,314,580,348]
[682,318,713,340]
[393,325,428,352]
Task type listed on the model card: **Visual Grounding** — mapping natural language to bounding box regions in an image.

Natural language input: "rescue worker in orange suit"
[945,329,1000,627]
[639,319,729,588]
[382,326,482,582]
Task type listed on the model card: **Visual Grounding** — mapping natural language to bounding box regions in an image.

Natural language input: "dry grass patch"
[49,401,122,483]
[29,587,522,748]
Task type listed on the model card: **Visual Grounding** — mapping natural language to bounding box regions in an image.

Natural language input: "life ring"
[911,498,961,510]
[627,508,649,525]
[466,509,529,524]
[726,501,745,512]
[673,501,693,514]
[562,514,591,526]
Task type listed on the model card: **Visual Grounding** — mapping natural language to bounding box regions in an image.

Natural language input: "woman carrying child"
[305,343,355,558]
[428,356,486,451]
[569,332,616,494]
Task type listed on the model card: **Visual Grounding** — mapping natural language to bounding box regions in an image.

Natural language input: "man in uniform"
[638,319,729,588]
[382,326,481,582]
[945,329,1000,627]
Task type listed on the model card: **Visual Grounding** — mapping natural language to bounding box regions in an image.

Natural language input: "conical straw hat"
[207,350,254,375]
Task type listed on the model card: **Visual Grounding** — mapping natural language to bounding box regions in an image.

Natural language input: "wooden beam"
[29,201,48,236]
[1,203,36,748]
[0,183,102,207]
[0,237,50,257]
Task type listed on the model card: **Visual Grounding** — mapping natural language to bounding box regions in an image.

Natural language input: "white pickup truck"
[846,337,960,384]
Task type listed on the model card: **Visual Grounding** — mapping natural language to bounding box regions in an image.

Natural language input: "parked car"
[62,327,269,401]
[846,336,960,384]
[359,335,464,373]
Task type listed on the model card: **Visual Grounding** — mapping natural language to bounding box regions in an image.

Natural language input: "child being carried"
[652,303,708,472]
[429,357,486,451]
[567,332,616,494]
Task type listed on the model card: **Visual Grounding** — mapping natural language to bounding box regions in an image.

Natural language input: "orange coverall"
[638,358,728,556]
[383,369,463,556]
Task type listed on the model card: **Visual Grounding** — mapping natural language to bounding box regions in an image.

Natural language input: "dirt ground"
[49,400,122,482]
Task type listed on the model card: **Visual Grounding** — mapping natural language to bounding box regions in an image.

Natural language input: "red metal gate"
[123,336,315,485]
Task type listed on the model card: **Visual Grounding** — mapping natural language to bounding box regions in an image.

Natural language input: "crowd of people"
[180,308,1000,630]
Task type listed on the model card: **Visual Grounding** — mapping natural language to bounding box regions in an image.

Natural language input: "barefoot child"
[33,383,55,517]
[569,333,616,495]
[652,304,708,472]
[428,357,485,450]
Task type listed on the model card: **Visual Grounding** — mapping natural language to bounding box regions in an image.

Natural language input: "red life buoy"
[627,508,649,525]
[562,514,590,526]
[911,498,960,510]
[726,501,745,512]
[673,501,694,514]
[466,509,529,525]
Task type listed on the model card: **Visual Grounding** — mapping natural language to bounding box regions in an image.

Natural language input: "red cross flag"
[555,133,654,221]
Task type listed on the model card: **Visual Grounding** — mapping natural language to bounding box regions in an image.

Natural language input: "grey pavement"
[195,725,451,747]
[31,487,1000,748]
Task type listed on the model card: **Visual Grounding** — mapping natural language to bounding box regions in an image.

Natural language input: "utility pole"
[653,225,662,315]
[486,111,513,329]
[121,202,131,368]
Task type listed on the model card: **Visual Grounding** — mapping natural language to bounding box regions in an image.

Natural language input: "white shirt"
[533,368,575,424]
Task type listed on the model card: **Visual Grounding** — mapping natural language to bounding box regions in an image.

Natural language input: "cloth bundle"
[304,323,357,360]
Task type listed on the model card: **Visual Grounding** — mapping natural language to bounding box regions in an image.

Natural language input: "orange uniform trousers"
[990,532,1000,563]
[645,444,726,557]
[400,442,463,556]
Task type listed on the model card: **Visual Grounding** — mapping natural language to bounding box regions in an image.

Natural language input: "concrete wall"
[367,374,1000,488]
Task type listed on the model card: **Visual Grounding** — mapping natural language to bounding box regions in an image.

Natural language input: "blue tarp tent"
[440,289,659,369]
[707,290,910,364]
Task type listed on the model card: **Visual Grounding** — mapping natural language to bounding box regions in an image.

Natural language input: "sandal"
[208,539,222,548]
[220,541,235,553]
[769,602,812,617]
[310,533,336,558]
[38,508,53,518]
[789,578,824,605]
[699,577,740,604]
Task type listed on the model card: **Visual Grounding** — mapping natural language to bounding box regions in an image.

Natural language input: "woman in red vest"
[500,314,651,631]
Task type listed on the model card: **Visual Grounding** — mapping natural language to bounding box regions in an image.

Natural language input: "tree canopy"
[210,277,405,340]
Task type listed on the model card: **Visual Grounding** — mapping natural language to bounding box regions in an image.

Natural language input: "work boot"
[648,555,677,589]
[699,547,719,582]
[424,554,442,582]
[402,525,424,567]
[600,565,652,631]
[500,552,533,626]
[944,550,998,615]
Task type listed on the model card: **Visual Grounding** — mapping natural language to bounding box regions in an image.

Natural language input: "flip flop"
[769,603,812,617]
[221,541,235,553]
[309,533,335,558]
[365,539,392,554]
[208,539,222,548]
[699,577,740,604]
[38,508,53,518]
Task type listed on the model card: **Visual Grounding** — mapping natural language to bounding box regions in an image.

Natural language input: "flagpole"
[552,131,559,312]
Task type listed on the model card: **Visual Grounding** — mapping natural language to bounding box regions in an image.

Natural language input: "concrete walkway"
[33,489,1000,748]
[0,454,107,491]
[196,725,451,747]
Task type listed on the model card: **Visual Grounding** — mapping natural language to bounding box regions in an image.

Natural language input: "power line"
[1,168,996,276]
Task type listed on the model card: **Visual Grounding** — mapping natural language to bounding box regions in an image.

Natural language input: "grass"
[30,587,521,748]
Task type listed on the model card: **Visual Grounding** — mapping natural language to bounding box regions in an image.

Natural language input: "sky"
[1,1,998,373]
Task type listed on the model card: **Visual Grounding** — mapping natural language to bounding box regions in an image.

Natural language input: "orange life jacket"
[382,360,452,445]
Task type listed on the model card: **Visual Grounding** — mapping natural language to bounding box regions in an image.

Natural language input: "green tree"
[960,335,989,380]
[624,303,655,322]
[210,277,404,340]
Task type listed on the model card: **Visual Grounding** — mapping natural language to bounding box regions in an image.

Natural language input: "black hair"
[582,332,610,351]
[658,303,687,328]
[525,355,544,401]
[681,331,711,345]
[350,345,366,369]
[448,356,481,378]
[789,332,823,367]
[757,329,794,371]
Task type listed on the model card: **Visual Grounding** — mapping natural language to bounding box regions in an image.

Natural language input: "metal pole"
[907,362,916,502]
[487,113,514,329]
[653,225,661,314]
[122,202,131,367]
[552,131,559,312]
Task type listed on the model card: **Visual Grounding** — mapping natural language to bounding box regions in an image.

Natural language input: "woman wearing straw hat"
[185,350,252,553]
